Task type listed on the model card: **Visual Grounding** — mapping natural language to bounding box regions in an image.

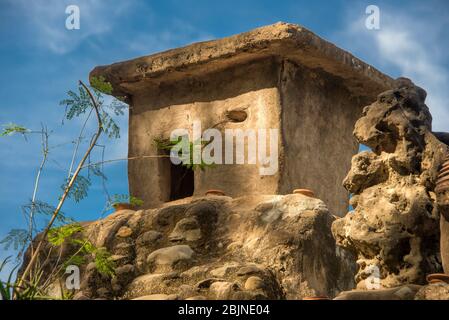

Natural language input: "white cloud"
[333,5,449,132]
[8,0,133,54]
[127,19,214,55]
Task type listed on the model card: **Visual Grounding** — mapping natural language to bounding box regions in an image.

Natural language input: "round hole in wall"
[226,109,248,122]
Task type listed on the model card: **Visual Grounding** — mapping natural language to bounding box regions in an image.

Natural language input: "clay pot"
[426,273,449,284]
[302,296,330,300]
[112,203,136,212]
[293,188,315,198]
[205,189,226,196]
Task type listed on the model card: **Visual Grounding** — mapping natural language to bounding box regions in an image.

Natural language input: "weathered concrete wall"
[129,57,282,207]
[279,60,365,216]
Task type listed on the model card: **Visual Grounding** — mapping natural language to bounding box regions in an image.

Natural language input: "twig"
[79,154,170,169]
[68,108,94,178]
[28,125,50,256]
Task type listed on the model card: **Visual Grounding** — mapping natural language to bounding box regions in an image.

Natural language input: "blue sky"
[1,0,449,279]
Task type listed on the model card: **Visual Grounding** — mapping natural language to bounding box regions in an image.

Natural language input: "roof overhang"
[90,22,394,100]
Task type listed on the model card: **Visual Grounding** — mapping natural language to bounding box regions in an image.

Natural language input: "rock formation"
[332,78,448,289]
[37,194,356,300]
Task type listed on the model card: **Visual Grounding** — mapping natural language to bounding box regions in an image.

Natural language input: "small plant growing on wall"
[153,136,214,171]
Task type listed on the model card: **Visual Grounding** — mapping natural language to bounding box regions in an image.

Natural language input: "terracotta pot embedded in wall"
[302,296,330,300]
[205,189,226,196]
[426,273,449,284]
[293,188,315,198]
[225,109,248,123]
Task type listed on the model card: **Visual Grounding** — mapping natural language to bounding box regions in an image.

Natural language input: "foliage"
[47,224,84,246]
[0,257,49,300]
[22,199,74,226]
[0,229,28,251]
[59,86,92,120]
[0,257,16,300]
[154,137,213,171]
[61,174,91,203]
[1,123,29,137]
[92,247,115,278]
[59,76,127,139]
[90,76,113,95]
[0,77,126,299]
[100,110,121,139]
[48,224,116,278]
[88,163,108,181]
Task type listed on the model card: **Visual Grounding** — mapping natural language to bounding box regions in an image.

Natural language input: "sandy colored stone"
[132,294,178,300]
[169,217,202,242]
[185,295,207,300]
[334,285,422,300]
[147,245,194,271]
[244,276,265,291]
[90,22,394,217]
[333,78,447,288]
[209,281,237,300]
[26,194,356,300]
[415,283,449,300]
[210,263,239,278]
[116,226,133,238]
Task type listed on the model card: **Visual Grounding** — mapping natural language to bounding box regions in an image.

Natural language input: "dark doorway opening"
[170,163,194,201]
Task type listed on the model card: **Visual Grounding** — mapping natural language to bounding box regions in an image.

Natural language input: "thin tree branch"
[68,108,94,178]
[18,80,103,289]
[79,154,170,170]
[28,125,49,256]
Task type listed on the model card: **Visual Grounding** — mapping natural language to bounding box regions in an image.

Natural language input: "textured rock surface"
[334,284,422,300]
[415,283,449,300]
[60,194,355,300]
[332,78,448,289]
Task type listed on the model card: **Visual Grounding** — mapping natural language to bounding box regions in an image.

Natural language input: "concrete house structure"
[90,22,393,216]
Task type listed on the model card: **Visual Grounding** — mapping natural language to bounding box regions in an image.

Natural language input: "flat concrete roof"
[90,22,393,99]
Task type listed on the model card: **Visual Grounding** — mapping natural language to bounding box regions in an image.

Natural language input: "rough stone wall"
[38,194,356,300]
[279,60,366,216]
[332,78,448,289]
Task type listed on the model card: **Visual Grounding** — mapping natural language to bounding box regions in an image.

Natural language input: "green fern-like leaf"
[47,224,83,246]
[22,200,73,226]
[90,76,113,95]
[61,175,91,203]
[1,123,29,137]
[63,254,86,268]
[100,111,121,139]
[60,86,92,120]
[88,163,108,181]
[0,229,28,251]
[94,247,115,278]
